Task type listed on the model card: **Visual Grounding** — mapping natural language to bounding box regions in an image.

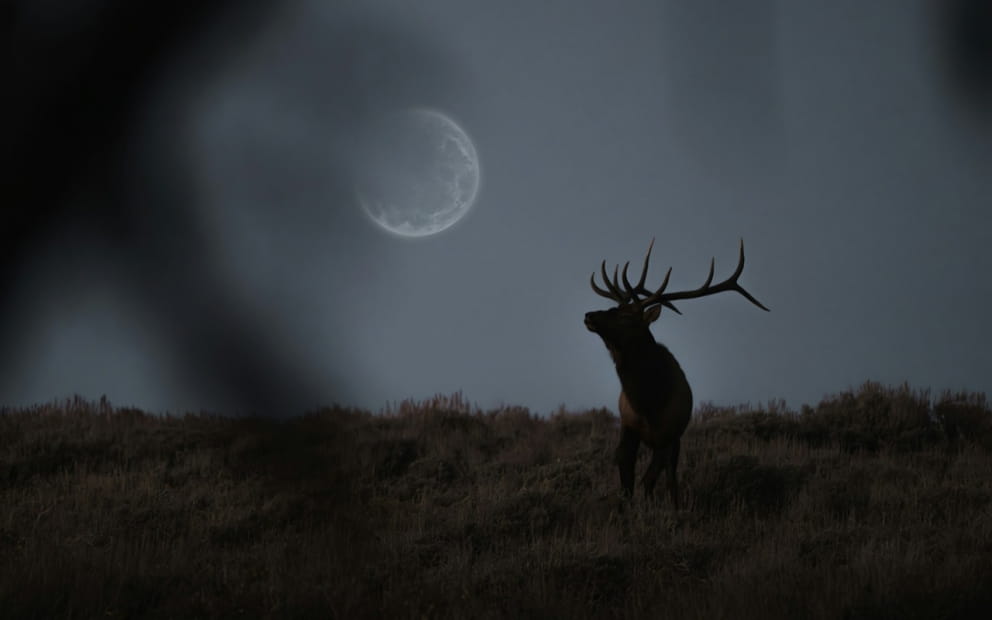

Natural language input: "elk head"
[584,239,769,350]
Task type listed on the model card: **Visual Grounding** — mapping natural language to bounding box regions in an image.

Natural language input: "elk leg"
[666,439,682,509]
[642,446,667,500]
[615,427,640,497]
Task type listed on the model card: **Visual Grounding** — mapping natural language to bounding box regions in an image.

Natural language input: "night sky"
[3,0,991,416]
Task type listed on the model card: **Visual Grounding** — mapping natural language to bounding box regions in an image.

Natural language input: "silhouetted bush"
[934,390,992,449]
[692,454,806,516]
[694,405,802,444]
[801,382,943,452]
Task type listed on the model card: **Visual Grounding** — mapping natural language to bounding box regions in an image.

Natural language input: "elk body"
[585,240,768,508]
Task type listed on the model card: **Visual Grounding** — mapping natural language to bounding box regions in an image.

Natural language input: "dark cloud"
[937,0,992,117]
[1,0,459,415]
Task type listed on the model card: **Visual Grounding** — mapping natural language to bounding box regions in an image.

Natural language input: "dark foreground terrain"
[2,383,991,619]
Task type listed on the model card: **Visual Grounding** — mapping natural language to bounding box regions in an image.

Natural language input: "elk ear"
[643,305,662,324]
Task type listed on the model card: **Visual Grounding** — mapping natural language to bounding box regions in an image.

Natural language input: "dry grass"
[2,384,992,619]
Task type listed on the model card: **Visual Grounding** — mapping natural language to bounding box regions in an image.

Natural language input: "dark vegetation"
[2,382,992,619]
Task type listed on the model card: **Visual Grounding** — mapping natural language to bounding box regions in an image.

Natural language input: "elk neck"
[607,329,682,409]
[606,328,661,376]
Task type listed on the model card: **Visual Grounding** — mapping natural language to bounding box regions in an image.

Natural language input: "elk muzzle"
[585,311,603,333]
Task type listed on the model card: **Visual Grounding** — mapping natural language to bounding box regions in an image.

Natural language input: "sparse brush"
[2,384,991,619]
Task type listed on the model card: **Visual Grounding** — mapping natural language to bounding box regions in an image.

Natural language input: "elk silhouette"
[585,239,768,508]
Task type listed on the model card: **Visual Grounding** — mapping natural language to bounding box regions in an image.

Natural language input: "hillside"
[2,383,991,619]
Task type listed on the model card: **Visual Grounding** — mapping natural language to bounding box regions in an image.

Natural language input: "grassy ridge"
[2,384,991,619]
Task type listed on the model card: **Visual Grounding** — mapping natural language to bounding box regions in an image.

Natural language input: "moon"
[354,109,481,238]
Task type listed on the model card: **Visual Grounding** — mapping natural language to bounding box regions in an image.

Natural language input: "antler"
[589,238,681,313]
[641,239,769,312]
[590,239,769,314]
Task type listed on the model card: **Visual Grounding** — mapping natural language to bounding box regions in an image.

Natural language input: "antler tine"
[702,257,715,288]
[619,238,660,304]
[621,261,633,292]
[731,238,746,280]
[658,266,672,292]
[735,287,770,311]
[640,266,682,313]
[589,271,617,300]
[591,260,627,303]
[601,261,621,298]
[648,239,769,311]
[611,265,627,300]
[635,238,654,292]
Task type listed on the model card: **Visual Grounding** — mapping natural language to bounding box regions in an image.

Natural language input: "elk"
[585,239,768,508]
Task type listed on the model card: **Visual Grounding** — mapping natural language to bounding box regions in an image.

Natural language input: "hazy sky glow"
[3,0,991,416]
